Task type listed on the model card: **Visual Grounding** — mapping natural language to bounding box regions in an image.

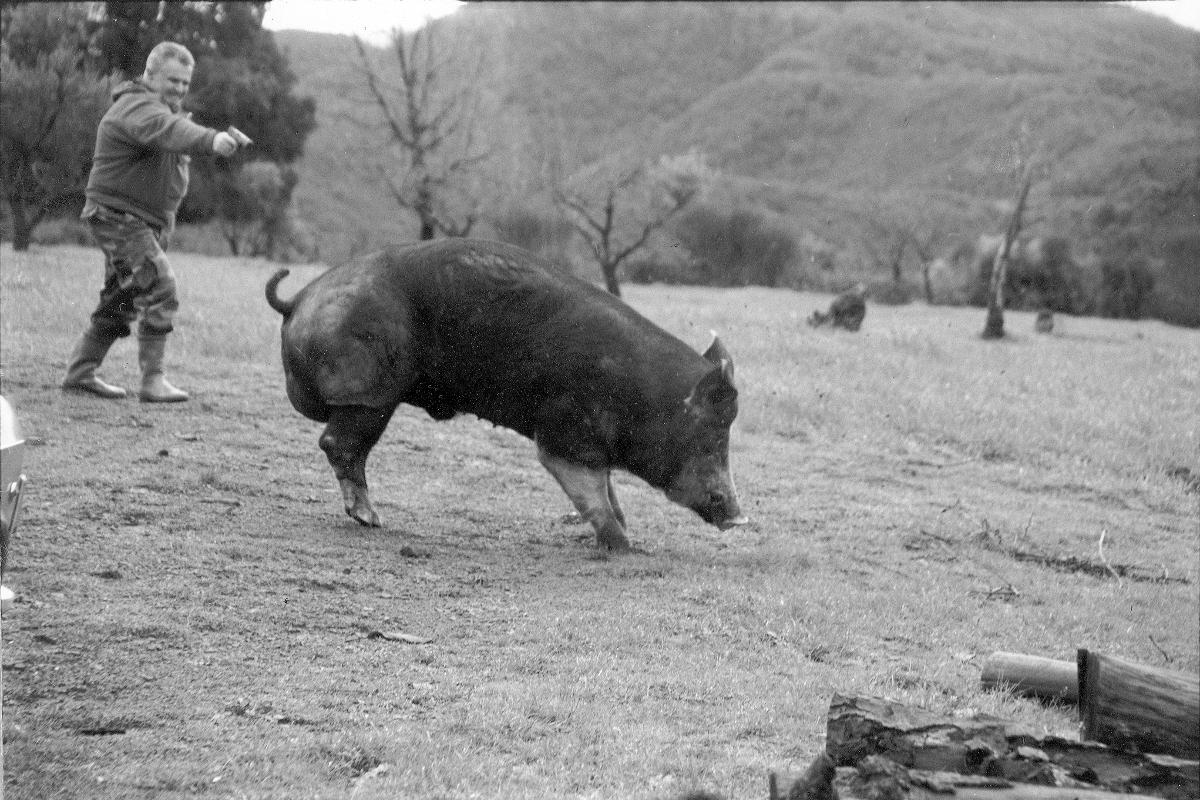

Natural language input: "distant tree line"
[481,189,1178,324]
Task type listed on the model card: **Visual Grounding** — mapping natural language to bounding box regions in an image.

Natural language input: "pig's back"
[387,240,707,443]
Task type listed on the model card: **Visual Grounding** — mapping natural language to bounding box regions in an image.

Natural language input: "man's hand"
[226,126,253,147]
[212,131,237,157]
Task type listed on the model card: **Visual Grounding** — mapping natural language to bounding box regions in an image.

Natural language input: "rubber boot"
[62,328,128,399]
[138,333,189,403]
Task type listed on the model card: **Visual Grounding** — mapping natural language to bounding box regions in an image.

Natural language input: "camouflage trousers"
[83,204,179,338]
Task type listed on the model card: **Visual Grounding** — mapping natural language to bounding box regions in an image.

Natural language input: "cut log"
[1078,649,1200,760]
[822,693,1198,799]
[980,652,1078,703]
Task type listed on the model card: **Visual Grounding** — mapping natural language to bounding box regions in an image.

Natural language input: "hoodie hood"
[111,79,151,103]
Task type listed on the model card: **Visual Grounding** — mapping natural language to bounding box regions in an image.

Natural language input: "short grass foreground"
[1,243,1197,799]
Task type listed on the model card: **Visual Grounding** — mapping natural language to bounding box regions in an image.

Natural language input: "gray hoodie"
[83,80,219,231]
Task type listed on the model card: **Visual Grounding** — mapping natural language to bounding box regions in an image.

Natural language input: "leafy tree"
[0,3,109,250]
[1,0,91,66]
[352,22,490,241]
[557,151,709,296]
[91,2,263,81]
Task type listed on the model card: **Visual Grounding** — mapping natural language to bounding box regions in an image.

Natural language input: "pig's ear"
[686,357,738,421]
[701,334,735,385]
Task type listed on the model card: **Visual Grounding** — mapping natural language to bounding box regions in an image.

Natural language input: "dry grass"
[1,243,1197,799]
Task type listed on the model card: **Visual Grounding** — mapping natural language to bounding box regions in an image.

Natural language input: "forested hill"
[272,2,1199,322]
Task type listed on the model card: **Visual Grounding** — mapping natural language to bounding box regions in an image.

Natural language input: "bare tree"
[556,152,708,296]
[911,227,945,304]
[353,23,488,241]
[863,211,913,285]
[977,123,1046,339]
[982,158,1037,339]
[862,201,948,303]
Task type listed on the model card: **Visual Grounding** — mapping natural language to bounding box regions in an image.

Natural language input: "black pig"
[265,239,747,551]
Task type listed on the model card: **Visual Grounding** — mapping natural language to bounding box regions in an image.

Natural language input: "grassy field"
[1,242,1197,799]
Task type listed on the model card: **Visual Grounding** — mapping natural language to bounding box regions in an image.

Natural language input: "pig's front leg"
[537,447,630,552]
[606,473,626,530]
[318,405,395,527]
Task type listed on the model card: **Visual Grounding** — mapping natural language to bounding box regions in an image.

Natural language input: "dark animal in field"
[808,284,867,332]
[266,238,747,552]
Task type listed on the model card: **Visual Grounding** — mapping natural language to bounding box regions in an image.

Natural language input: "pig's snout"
[717,510,749,530]
[664,438,747,531]
[688,488,748,531]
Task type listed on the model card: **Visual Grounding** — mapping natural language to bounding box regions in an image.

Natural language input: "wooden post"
[981,651,1078,703]
[1078,649,1200,760]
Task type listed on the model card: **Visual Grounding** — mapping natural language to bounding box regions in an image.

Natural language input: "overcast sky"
[1119,0,1200,30]
[262,0,462,44]
[260,0,1200,45]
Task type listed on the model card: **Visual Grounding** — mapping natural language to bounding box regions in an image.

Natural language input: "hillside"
[271,2,1200,322]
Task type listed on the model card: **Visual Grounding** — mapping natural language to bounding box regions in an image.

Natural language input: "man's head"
[142,42,195,111]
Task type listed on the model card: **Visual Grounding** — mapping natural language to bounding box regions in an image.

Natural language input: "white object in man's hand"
[213,131,237,157]
[226,126,253,147]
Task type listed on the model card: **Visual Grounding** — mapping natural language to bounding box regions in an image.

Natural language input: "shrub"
[1147,231,1200,328]
[866,278,920,305]
[968,235,1086,313]
[1096,258,1155,320]
[167,223,239,257]
[489,205,573,262]
[43,217,92,248]
[623,243,700,285]
[671,204,797,287]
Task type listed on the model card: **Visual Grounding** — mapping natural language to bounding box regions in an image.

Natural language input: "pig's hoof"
[346,505,381,527]
[598,536,631,554]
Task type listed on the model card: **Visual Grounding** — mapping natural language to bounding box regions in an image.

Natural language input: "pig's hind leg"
[537,447,630,552]
[318,405,396,527]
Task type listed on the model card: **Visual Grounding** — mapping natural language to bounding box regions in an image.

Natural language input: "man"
[62,41,241,402]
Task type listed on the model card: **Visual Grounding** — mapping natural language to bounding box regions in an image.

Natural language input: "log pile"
[771,650,1199,800]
